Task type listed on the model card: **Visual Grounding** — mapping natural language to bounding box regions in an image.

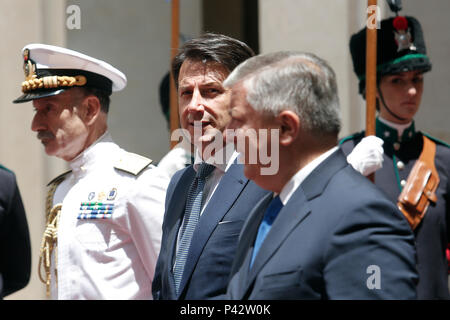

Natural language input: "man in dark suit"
[0,165,31,298]
[223,51,418,299]
[152,33,270,300]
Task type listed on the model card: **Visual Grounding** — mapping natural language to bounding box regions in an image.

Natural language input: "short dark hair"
[171,33,255,89]
[81,87,111,113]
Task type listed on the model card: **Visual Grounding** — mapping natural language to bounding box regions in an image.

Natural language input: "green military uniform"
[345,13,450,299]
[340,119,450,299]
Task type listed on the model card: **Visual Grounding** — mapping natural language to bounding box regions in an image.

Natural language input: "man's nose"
[187,89,205,117]
[188,89,204,112]
[31,112,46,132]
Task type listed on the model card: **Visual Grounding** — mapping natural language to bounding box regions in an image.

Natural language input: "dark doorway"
[202,0,259,54]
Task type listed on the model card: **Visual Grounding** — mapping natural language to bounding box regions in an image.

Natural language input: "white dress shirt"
[50,132,169,300]
[192,143,238,215]
[279,146,339,205]
[157,139,193,178]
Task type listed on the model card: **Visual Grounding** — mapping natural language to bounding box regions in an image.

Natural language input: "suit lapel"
[246,189,311,289]
[164,167,196,294]
[300,149,348,200]
[242,149,349,296]
[231,192,273,298]
[232,192,273,273]
[178,163,248,296]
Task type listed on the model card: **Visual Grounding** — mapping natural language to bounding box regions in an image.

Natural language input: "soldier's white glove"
[346,135,384,176]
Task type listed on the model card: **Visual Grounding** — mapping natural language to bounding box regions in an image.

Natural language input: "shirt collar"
[278,146,339,205]
[376,117,416,143]
[193,143,237,173]
[70,131,117,178]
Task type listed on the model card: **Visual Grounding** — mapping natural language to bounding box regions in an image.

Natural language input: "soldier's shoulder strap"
[114,151,153,176]
[422,132,450,149]
[397,135,439,231]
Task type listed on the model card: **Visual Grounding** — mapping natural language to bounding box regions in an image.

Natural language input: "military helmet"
[350,15,431,94]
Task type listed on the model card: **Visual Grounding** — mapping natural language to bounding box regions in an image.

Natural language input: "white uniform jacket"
[49,132,169,299]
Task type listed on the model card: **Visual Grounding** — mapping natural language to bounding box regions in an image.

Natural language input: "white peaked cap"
[24,43,127,92]
[14,43,128,103]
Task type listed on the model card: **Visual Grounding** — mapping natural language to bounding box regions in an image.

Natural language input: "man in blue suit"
[152,33,270,300]
[223,51,418,299]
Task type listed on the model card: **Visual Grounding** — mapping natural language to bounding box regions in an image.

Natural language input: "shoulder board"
[46,170,72,187]
[114,152,153,176]
[0,164,13,174]
[339,131,365,145]
[422,132,450,148]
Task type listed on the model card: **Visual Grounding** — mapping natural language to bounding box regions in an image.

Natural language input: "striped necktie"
[250,195,283,268]
[173,162,215,294]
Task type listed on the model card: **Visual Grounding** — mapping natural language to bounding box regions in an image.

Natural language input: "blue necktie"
[250,195,283,268]
[173,162,215,294]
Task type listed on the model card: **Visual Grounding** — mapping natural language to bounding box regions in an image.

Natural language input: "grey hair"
[224,51,341,136]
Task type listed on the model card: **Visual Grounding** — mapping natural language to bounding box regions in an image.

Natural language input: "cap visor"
[13,88,67,104]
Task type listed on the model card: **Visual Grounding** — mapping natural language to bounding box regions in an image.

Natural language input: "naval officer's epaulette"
[339,131,365,145]
[46,170,72,187]
[422,132,450,148]
[114,151,153,176]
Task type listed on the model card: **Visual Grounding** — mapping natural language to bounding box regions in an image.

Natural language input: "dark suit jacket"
[226,149,418,299]
[152,162,270,300]
[0,165,31,298]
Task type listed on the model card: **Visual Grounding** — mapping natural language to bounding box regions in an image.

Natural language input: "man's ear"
[276,110,300,146]
[82,95,102,126]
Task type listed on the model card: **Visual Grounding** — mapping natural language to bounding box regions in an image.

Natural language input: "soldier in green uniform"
[340,15,450,299]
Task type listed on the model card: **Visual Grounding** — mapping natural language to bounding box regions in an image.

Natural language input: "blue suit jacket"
[226,149,418,299]
[152,162,270,300]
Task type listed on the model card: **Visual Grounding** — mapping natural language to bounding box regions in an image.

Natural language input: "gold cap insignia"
[23,48,37,81]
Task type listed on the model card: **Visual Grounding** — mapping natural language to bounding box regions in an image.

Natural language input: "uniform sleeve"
[125,166,170,287]
[0,172,31,297]
[152,170,183,299]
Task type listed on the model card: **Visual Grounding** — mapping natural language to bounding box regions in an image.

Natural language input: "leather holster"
[397,136,440,230]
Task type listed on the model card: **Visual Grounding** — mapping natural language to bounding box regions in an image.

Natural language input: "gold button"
[397,161,405,170]
[393,142,400,151]
[400,179,407,187]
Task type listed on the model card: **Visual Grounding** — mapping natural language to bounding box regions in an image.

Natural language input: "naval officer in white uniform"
[13,44,170,300]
